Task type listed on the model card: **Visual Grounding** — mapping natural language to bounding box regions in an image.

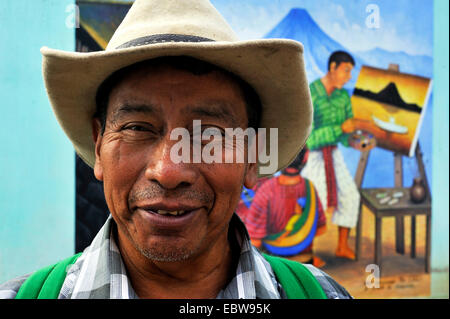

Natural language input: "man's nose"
[144,138,198,190]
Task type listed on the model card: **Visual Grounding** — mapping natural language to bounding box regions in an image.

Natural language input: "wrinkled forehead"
[112,62,245,95]
[100,57,246,97]
[106,63,249,126]
[95,57,262,131]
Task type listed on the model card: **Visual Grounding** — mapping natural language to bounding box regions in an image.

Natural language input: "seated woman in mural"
[244,148,327,268]
[235,176,271,222]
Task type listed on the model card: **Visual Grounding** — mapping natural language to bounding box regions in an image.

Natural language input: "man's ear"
[329,61,337,72]
[244,133,259,189]
[92,118,104,181]
[244,161,258,189]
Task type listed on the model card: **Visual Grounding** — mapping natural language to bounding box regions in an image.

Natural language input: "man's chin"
[136,241,199,263]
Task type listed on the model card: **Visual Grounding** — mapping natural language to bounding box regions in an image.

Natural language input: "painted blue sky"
[87,0,433,57]
[86,0,433,56]
[210,0,433,57]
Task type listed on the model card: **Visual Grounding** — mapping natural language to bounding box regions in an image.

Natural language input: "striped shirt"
[0,214,351,299]
[307,79,353,150]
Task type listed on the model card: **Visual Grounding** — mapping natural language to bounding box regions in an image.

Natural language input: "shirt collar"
[59,214,283,299]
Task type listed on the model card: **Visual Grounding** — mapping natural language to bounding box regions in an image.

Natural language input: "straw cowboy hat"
[41,0,313,176]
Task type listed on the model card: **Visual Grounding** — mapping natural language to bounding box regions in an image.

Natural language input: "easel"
[354,142,431,266]
[354,63,432,272]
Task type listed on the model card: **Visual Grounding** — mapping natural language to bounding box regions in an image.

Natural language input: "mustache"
[128,184,214,208]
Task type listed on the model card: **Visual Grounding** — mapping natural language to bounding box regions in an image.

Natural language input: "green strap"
[16,252,327,299]
[15,253,82,299]
[263,253,327,299]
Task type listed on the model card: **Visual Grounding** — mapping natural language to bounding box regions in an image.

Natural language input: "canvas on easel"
[350,64,432,157]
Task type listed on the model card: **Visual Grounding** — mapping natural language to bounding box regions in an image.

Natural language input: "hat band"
[116,34,215,49]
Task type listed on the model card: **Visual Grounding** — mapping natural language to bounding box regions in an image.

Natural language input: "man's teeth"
[156,210,186,216]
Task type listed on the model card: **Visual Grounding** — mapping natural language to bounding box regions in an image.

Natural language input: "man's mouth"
[136,205,203,229]
[152,209,189,216]
[137,203,202,218]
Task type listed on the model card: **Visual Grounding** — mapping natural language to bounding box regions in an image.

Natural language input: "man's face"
[93,64,258,262]
[330,61,353,89]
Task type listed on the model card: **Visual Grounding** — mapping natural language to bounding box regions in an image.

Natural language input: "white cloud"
[311,7,429,56]
[215,2,289,40]
[352,23,362,32]
[335,4,345,19]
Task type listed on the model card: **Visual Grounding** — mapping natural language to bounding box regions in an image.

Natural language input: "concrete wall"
[0,0,75,283]
[430,0,449,299]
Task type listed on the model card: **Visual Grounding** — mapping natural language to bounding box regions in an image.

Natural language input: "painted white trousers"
[301,148,360,228]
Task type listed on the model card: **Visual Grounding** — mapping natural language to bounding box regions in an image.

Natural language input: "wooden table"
[355,187,431,274]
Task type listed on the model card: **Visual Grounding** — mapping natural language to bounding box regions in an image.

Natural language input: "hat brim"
[41,38,312,177]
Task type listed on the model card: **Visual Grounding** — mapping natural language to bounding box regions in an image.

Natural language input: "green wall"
[0,0,75,283]
[431,0,449,298]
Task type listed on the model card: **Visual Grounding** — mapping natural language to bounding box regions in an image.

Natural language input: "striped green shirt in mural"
[306,79,353,150]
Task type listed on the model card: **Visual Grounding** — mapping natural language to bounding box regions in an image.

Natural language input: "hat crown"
[107,0,239,50]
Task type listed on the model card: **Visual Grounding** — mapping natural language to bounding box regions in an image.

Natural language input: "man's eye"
[202,126,225,137]
[127,125,147,131]
[123,124,151,132]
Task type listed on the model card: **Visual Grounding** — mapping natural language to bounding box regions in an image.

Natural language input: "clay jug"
[410,178,426,203]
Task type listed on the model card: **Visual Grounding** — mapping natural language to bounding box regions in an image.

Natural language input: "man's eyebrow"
[186,100,241,127]
[110,103,158,123]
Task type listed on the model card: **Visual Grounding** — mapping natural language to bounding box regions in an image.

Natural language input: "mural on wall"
[76,0,435,298]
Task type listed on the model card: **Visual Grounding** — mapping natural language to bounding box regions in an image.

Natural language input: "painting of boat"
[372,115,408,134]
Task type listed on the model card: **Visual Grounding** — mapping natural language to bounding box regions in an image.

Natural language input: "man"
[301,51,360,260]
[243,148,327,268]
[0,0,351,299]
